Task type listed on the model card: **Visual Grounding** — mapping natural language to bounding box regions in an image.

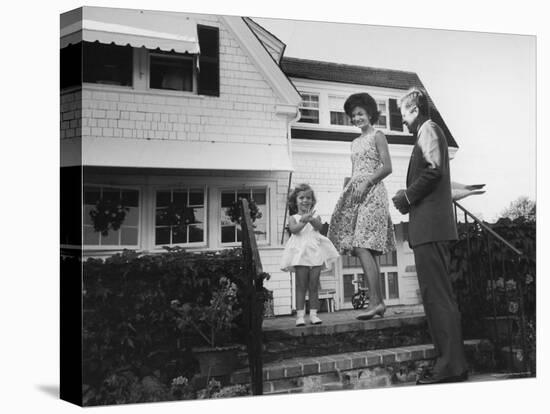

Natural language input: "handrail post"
[240,198,264,395]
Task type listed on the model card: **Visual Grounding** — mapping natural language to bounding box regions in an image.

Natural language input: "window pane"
[388,272,399,299]
[84,187,100,205]
[121,227,138,245]
[221,226,236,243]
[252,190,266,205]
[343,274,355,301]
[299,109,319,123]
[83,205,95,225]
[189,190,204,206]
[221,192,235,207]
[125,207,139,226]
[172,226,187,244]
[156,208,169,226]
[173,191,187,206]
[83,226,99,245]
[189,225,204,243]
[101,229,119,246]
[237,192,250,201]
[121,190,139,207]
[379,272,387,299]
[150,55,193,91]
[102,189,120,203]
[157,191,171,207]
[83,42,132,86]
[156,227,171,245]
[192,207,204,224]
[221,207,233,226]
[254,223,267,242]
[236,226,242,242]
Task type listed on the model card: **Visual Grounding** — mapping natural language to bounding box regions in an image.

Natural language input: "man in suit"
[392,88,468,385]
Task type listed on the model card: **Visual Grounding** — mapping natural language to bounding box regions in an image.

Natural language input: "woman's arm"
[369,131,393,183]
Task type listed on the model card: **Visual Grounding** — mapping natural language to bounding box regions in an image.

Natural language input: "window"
[155,188,206,246]
[329,96,352,126]
[150,52,195,92]
[82,41,133,86]
[220,188,268,244]
[83,186,140,247]
[375,99,388,129]
[298,93,319,124]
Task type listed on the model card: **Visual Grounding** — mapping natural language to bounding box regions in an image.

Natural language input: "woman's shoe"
[356,303,386,321]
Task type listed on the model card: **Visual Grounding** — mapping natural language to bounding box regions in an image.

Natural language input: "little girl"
[281,184,339,326]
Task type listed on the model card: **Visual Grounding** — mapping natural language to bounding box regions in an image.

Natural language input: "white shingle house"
[60,7,459,315]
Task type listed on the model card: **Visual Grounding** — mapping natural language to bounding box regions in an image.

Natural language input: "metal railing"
[452,201,535,375]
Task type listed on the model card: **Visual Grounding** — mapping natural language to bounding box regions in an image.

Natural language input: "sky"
[254,17,536,222]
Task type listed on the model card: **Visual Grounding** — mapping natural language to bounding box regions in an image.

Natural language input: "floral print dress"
[328,130,396,255]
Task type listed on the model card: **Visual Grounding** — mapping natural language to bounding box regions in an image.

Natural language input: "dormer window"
[298,93,319,124]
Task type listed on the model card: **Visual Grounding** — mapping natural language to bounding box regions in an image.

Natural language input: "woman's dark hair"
[343,93,380,124]
[287,183,316,215]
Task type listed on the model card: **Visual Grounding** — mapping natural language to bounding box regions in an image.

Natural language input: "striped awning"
[60,6,200,54]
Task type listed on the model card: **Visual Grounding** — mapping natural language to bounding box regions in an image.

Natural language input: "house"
[60,7,459,316]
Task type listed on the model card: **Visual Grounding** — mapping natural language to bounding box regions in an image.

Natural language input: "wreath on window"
[226,198,262,225]
[159,203,197,228]
[89,198,130,236]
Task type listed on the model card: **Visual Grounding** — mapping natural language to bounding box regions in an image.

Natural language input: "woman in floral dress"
[328,93,396,320]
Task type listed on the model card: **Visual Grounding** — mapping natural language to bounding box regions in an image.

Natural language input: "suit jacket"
[406,120,457,247]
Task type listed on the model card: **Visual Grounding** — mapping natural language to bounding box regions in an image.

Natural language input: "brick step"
[231,339,496,394]
[262,311,432,364]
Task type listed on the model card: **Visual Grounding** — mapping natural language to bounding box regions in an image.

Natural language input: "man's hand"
[392,189,410,214]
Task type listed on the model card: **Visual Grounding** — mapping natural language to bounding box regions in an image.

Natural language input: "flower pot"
[193,345,240,377]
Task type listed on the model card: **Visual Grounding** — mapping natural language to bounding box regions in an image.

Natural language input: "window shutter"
[197,25,220,97]
[389,98,403,132]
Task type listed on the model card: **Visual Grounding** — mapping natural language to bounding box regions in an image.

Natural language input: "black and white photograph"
[3,0,547,413]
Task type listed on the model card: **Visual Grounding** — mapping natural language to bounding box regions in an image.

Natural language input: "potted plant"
[171,277,242,377]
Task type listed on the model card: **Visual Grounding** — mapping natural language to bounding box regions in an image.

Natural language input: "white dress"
[280,214,340,271]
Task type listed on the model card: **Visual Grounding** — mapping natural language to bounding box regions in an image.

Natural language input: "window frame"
[148,50,197,93]
[152,185,208,249]
[82,184,142,249]
[218,186,270,248]
[297,92,320,124]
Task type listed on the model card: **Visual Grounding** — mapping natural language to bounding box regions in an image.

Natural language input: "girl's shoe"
[356,303,386,321]
[296,310,306,327]
[309,309,322,325]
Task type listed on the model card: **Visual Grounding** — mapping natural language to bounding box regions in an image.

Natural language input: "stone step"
[231,339,496,395]
[261,308,431,364]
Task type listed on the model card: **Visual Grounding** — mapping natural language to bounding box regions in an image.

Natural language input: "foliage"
[80,247,265,405]
[226,198,262,225]
[500,196,536,222]
[450,215,536,372]
[89,198,129,236]
[171,277,241,347]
